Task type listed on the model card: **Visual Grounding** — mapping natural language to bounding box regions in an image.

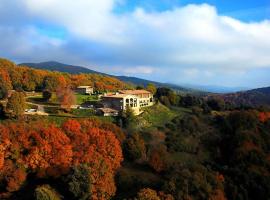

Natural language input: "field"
[75,93,99,104]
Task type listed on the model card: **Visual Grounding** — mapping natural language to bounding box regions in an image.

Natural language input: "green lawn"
[137,103,179,129]
[46,115,115,126]
[75,93,99,104]
[70,108,95,117]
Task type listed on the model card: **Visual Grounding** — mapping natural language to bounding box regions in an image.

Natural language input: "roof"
[98,108,118,113]
[103,93,137,99]
[119,90,151,95]
[77,86,93,89]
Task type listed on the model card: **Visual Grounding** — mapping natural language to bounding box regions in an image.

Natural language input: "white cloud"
[0,0,270,87]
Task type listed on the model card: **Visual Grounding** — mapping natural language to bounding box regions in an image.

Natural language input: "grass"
[137,102,179,129]
[71,109,95,117]
[75,93,99,104]
[27,95,59,106]
[46,114,115,126]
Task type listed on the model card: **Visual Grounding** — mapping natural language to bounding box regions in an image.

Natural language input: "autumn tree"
[62,119,123,199]
[137,189,175,200]
[56,87,76,111]
[6,91,26,118]
[123,133,146,161]
[148,144,169,172]
[137,188,161,200]
[0,78,8,99]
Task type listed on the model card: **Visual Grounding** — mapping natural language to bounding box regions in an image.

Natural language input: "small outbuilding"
[97,108,119,117]
[75,86,94,95]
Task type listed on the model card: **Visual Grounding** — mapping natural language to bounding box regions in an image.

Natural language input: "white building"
[102,90,154,115]
[75,86,94,95]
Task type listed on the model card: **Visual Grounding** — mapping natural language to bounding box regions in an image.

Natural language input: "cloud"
[0,0,270,87]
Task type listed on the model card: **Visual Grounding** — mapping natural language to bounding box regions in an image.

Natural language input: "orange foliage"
[137,188,160,200]
[6,168,27,192]
[148,145,168,172]
[62,119,123,199]
[209,189,227,200]
[0,68,12,89]
[0,119,123,199]
[137,188,175,200]
[0,58,129,93]
[56,87,76,111]
[259,112,270,123]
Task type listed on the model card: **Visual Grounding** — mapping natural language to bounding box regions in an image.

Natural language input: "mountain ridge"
[19,61,198,93]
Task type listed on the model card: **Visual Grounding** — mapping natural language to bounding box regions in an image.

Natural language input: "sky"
[0,0,270,89]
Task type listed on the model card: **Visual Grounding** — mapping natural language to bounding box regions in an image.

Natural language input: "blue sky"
[117,0,270,21]
[0,0,270,89]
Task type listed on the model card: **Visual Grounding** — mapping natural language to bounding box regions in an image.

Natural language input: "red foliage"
[0,119,123,199]
[259,112,270,123]
[56,87,76,111]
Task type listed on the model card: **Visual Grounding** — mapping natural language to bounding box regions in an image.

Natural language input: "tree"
[137,188,160,200]
[42,90,52,102]
[6,91,26,118]
[148,144,169,172]
[35,185,62,200]
[146,83,157,95]
[207,97,225,111]
[123,133,146,161]
[0,78,8,99]
[121,106,136,130]
[0,119,123,198]
[62,119,123,199]
[56,87,76,111]
[65,165,92,200]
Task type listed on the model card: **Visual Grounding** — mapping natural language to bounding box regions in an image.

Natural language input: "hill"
[19,61,105,75]
[19,61,198,93]
[220,86,270,107]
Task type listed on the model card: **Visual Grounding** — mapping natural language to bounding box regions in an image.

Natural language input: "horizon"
[1,0,270,88]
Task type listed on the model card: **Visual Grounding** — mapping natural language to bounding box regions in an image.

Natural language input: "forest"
[0,58,270,200]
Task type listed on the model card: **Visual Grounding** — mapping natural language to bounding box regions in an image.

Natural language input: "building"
[75,86,94,95]
[97,108,119,117]
[102,90,154,115]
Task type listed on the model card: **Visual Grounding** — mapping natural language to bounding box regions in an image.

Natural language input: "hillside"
[19,61,105,75]
[220,86,270,107]
[19,61,198,93]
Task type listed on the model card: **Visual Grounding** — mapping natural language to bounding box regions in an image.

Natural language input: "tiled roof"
[119,90,151,95]
[103,93,137,98]
[98,108,118,113]
[77,86,93,89]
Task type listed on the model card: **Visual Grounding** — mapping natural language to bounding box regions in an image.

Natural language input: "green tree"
[207,97,225,111]
[42,90,52,102]
[121,106,136,130]
[64,165,92,200]
[6,91,26,118]
[146,83,157,95]
[35,185,62,200]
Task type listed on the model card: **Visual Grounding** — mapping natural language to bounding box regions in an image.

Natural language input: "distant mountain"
[220,86,270,107]
[19,61,199,93]
[182,84,249,93]
[19,61,105,75]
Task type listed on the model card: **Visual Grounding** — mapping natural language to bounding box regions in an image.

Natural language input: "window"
[126,99,129,103]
